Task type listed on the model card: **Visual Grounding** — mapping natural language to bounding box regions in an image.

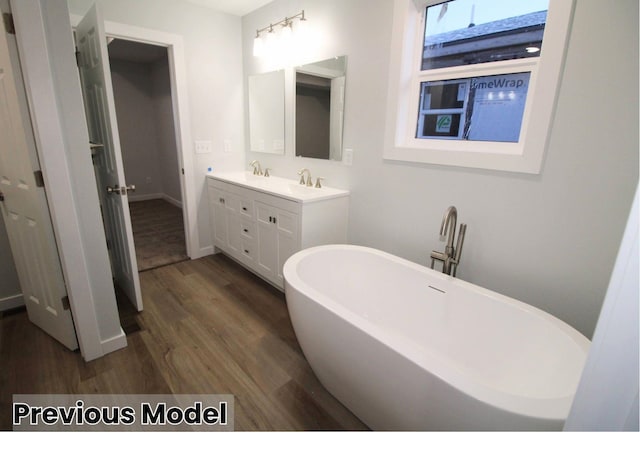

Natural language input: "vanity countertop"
[206,171,349,203]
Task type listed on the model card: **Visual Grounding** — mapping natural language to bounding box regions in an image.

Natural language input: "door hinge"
[106,239,111,250]
[61,295,70,311]
[181,168,185,175]
[3,13,15,35]
[34,170,45,188]
[75,47,80,67]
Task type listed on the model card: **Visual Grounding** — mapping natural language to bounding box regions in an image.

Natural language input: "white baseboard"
[128,193,182,209]
[0,294,24,312]
[195,245,214,259]
[162,194,182,209]
[128,192,163,203]
[100,328,128,357]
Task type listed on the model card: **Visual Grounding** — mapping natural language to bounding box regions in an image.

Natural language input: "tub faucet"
[430,206,467,277]
[249,160,262,175]
[298,168,312,186]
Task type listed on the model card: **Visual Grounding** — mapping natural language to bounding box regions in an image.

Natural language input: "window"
[421,2,548,70]
[383,0,575,174]
[417,72,531,142]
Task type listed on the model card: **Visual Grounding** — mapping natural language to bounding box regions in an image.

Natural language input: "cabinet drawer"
[239,198,253,218]
[240,239,255,262]
[240,220,255,239]
[226,195,254,219]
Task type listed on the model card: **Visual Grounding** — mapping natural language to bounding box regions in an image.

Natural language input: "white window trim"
[383,0,575,174]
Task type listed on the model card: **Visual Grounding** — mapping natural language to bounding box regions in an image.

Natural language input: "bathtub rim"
[283,244,591,422]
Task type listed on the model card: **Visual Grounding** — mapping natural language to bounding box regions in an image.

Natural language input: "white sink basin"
[206,171,349,203]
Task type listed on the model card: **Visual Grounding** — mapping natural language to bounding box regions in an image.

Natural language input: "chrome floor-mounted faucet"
[430,206,467,277]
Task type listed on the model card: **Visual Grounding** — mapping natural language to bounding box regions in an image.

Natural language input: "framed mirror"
[248,70,285,154]
[295,56,347,160]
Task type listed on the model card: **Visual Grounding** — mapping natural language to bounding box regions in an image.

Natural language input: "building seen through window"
[416,0,548,142]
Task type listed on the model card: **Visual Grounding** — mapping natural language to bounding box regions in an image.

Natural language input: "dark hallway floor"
[129,198,189,271]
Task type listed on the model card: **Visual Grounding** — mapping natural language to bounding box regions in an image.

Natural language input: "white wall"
[242,0,639,338]
[110,54,182,205]
[68,0,245,256]
[110,58,165,199]
[151,56,182,204]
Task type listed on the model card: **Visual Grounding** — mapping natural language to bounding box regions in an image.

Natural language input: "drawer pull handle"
[244,249,250,254]
[243,228,249,233]
[242,207,247,211]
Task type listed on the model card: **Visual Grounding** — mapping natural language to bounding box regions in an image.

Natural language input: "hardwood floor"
[0,253,368,431]
[129,198,189,271]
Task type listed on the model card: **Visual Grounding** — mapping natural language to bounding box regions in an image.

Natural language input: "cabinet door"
[275,210,299,284]
[208,186,228,248]
[256,201,300,286]
[255,201,277,279]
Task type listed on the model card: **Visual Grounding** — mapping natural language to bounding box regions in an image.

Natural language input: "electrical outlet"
[223,139,232,154]
[195,140,212,154]
[273,139,285,151]
[343,148,353,166]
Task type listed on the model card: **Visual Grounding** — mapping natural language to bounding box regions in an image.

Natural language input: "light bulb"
[281,23,292,40]
[253,35,264,57]
[264,28,276,58]
[298,17,308,36]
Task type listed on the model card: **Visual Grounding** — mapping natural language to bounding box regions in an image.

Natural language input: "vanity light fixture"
[281,20,293,40]
[253,10,307,57]
[253,31,264,57]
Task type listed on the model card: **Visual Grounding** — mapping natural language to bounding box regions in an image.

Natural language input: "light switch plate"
[195,140,212,154]
[343,148,353,166]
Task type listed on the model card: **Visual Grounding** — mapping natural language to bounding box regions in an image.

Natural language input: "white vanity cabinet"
[207,185,255,264]
[206,173,349,290]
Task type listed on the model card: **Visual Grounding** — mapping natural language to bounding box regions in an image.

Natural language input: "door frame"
[71,16,198,260]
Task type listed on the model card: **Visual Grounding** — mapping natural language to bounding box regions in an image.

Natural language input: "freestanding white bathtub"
[283,245,591,431]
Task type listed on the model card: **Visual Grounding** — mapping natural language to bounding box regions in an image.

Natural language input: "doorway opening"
[106,38,188,272]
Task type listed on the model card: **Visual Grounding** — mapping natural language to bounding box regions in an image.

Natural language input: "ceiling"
[181,0,273,16]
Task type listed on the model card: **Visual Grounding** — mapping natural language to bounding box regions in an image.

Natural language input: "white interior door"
[0,21,78,350]
[76,4,142,311]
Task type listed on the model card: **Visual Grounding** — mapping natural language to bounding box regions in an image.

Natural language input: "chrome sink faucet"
[249,160,263,175]
[298,168,313,186]
[430,206,467,277]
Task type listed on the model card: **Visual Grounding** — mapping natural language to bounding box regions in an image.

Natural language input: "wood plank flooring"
[0,253,368,431]
[129,199,189,271]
